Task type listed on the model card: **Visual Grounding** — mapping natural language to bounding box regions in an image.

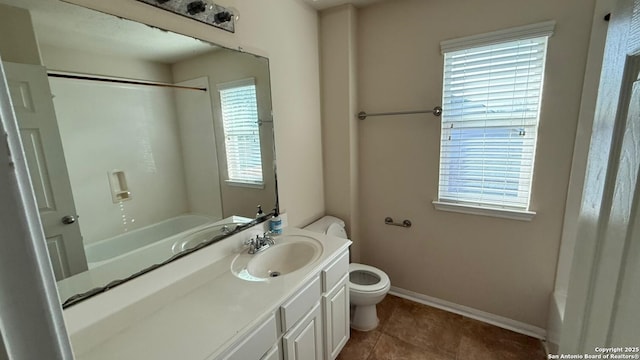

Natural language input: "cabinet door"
[261,344,281,360]
[223,315,277,360]
[283,302,323,360]
[323,276,349,360]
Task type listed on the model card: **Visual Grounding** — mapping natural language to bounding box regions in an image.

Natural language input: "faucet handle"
[262,231,275,245]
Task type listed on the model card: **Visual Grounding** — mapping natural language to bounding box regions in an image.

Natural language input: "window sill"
[432,201,536,221]
[225,180,265,189]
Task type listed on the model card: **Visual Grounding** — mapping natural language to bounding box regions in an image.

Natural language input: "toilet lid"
[349,263,390,293]
[326,223,348,239]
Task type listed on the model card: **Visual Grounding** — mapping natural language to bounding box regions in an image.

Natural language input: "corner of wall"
[0,4,42,65]
[319,4,361,262]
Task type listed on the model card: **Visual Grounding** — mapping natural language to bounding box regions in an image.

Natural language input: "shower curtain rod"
[47,72,208,92]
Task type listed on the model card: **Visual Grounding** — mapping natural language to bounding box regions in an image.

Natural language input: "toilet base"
[350,304,379,331]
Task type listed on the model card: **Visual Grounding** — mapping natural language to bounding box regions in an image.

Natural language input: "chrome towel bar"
[358,106,442,120]
[384,217,412,228]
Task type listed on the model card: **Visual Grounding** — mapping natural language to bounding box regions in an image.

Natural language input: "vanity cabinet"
[222,314,278,360]
[322,276,349,360]
[261,345,282,360]
[217,249,350,360]
[321,251,350,360]
[280,276,323,360]
[283,302,323,360]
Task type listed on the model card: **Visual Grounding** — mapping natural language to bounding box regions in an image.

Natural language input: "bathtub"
[84,214,213,267]
[58,215,251,303]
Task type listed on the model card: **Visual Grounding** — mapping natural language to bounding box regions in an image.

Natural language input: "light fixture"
[228,6,240,23]
[187,1,206,15]
[136,0,236,33]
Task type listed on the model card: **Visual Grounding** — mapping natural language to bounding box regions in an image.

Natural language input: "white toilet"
[304,216,391,331]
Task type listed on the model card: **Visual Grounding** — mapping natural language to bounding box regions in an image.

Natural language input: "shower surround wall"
[51,78,189,245]
[320,0,597,331]
[40,45,228,245]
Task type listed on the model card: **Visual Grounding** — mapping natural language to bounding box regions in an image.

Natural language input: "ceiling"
[0,0,216,64]
[300,0,385,10]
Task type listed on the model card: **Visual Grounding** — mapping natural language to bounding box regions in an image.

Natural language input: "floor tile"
[381,298,463,357]
[369,333,453,360]
[456,334,545,360]
[377,294,404,328]
[459,318,546,359]
[336,329,382,360]
[338,297,547,360]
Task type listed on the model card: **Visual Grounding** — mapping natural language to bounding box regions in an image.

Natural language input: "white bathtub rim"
[57,215,249,302]
[85,214,218,266]
[84,213,214,251]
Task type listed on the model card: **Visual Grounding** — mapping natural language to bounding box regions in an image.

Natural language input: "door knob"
[61,215,77,225]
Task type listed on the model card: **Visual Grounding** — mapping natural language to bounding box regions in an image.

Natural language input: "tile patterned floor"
[337,295,547,360]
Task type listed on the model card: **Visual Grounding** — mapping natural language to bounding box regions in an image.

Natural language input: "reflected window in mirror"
[218,78,264,187]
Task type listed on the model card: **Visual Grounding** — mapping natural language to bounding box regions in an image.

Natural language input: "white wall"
[39,44,173,83]
[0,4,41,66]
[172,49,276,219]
[63,0,325,227]
[173,77,224,221]
[319,5,360,261]
[356,0,596,329]
[50,78,189,244]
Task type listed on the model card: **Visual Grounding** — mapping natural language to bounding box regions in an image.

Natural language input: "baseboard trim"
[389,286,547,340]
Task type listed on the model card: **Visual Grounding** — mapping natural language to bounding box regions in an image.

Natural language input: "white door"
[562,0,640,353]
[284,302,324,360]
[3,62,87,280]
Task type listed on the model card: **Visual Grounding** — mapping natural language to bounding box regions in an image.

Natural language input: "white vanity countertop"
[70,227,351,360]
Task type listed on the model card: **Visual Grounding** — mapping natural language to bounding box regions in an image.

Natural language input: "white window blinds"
[438,25,552,211]
[218,79,263,184]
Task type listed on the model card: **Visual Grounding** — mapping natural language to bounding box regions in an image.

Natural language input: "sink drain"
[269,271,281,277]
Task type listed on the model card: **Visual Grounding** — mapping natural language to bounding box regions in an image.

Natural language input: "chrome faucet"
[245,232,275,254]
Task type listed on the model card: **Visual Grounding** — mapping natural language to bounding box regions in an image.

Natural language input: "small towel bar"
[384,217,412,228]
[358,106,442,120]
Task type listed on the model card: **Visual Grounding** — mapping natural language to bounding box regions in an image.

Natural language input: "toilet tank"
[304,216,348,239]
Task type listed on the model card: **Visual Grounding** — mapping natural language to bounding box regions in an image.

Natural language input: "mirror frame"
[61,212,275,307]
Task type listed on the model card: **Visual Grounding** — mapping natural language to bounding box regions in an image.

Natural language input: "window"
[435,22,554,220]
[218,78,263,186]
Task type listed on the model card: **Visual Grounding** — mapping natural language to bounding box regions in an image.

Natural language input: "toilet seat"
[349,263,390,294]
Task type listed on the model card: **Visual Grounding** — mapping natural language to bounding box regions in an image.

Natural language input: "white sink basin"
[232,235,323,281]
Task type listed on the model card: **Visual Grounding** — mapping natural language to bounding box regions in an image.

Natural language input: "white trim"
[216,77,256,91]
[440,20,556,53]
[432,201,536,221]
[225,179,265,189]
[389,286,546,340]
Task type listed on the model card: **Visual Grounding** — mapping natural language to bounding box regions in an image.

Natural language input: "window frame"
[433,21,555,221]
[217,78,264,187]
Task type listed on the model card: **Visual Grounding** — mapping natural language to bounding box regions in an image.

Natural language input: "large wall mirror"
[0,0,277,306]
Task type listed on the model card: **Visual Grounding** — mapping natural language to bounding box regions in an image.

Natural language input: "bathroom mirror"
[0,0,277,306]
